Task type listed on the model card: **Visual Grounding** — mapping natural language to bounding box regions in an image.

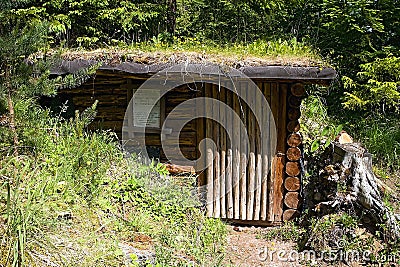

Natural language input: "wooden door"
[199,82,302,225]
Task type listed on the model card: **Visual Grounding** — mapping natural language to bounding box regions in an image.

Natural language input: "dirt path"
[224,226,304,267]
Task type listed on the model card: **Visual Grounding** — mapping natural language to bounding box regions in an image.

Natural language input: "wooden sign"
[133,89,160,128]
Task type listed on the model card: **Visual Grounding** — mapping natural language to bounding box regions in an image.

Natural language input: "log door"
[199,82,304,225]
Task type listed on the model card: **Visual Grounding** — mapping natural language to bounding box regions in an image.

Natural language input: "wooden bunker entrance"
[194,82,303,225]
[51,62,336,226]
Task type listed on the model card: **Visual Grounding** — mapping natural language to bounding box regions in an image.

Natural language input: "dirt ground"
[223,225,366,267]
[224,226,304,267]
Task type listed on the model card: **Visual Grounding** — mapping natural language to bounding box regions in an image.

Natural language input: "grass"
[0,100,227,266]
[347,115,400,173]
[63,38,324,68]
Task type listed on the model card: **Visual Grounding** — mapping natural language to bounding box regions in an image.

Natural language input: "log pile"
[282,83,305,222]
[307,141,400,241]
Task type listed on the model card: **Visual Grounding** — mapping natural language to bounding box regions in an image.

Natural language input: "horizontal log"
[284,177,301,191]
[164,163,195,174]
[290,83,306,97]
[287,133,302,147]
[96,108,125,121]
[73,95,127,106]
[286,161,301,177]
[130,131,197,147]
[90,120,123,131]
[161,146,198,160]
[283,209,300,221]
[284,192,301,209]
[287,147,301,161]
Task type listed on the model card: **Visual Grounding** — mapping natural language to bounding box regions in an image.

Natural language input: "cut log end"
[285,177,301,191]
[284,192,302,209]
[287,133,302,147]
[283,209,300,221]
[287,147,301,161]
[290,83,306,97]
[286,161,301,177]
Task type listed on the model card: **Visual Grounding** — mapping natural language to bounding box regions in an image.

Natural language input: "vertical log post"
[205,83,214,217]
[247,82,256,220]
[239,81,248,220]
[212,84,220,218]
[226,88,234,219]
[254,82,263,220]
[220,85,227,218]
[232,84,241,220]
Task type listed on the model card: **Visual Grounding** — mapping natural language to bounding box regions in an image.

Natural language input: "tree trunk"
[5,67,18,156]
[167,0,177,36]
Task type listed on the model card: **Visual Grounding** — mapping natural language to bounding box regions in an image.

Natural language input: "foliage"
[343,56,400,113]
[300,95,342,154]
[0,102,226,266]
[345,114,400,172]
[260,221,305,243]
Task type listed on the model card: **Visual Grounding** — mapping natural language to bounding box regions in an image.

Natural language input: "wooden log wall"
[283,83,305,222]
[60,73,199,162]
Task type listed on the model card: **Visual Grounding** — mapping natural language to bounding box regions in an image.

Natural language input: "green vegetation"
[0,103,226,266]
[1,0,400,266]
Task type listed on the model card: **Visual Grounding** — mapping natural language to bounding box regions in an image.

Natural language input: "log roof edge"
[51,59,337,85]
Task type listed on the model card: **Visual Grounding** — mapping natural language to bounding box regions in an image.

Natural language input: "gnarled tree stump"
[312,142,400,241]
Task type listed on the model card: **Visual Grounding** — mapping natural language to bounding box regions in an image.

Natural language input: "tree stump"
[311,142,400,241]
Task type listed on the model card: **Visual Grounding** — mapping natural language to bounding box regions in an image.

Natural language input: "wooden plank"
[254,82,263,220]
[278,84,288,153]
[273,154,285,222]
[212,84,220,218]
[247,153,255,220]
[268,156,276,222]
[239,82,247,221]
[261,82,271,221]
[205,83,214,217]
[220,86,227,218]
[195,84,205,188]
[226,88,234,219]
[232,86,241,220]
[160,146,198,161]
[214,150,221,218]
[247,82,255,220]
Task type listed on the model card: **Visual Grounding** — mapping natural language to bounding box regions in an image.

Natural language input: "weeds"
[0,101,227,266]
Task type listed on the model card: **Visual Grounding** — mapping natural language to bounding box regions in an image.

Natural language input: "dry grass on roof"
[61,40,326,68]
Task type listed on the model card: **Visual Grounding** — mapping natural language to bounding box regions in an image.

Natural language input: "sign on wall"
[133,89,160,128]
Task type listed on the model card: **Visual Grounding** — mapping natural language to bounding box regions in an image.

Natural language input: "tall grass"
[0,100,227,266]
[349,115,400,173]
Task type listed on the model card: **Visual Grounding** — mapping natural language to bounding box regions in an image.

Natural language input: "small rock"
[233,226,242,232]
